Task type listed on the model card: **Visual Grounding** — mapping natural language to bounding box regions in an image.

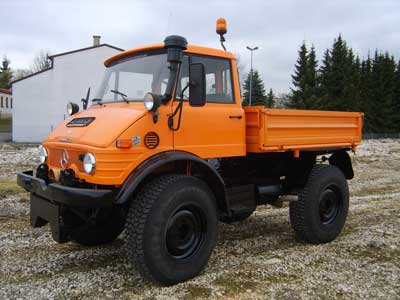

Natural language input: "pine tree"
[318,49,332,108]
[266,89,275,108]
[343,49,360,110]
[288,42,308,109]
[242,70,267,106]
[321,35,351,110]
[368,51,397,132]
[394,61,400,132]
[318,35,364,112]
[0,56,12,89]
[350,55,362,111]
[289,42,319,109]
[385,54,398,132]
[306,46,319,109]
[359,55,374,132]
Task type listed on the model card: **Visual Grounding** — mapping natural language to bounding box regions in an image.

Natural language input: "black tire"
[125,174,218,285]
[71,207,125,246]
[289,164,349,244]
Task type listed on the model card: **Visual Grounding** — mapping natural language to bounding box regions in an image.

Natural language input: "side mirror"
[189,63,206,107]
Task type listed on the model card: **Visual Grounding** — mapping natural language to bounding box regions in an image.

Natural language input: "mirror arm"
[81,87,90,110]
[168,83,189,131]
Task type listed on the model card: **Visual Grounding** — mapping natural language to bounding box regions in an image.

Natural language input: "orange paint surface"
[245,106,363,153]
[42,44,363,186]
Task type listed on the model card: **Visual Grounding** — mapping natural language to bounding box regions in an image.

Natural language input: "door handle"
[229,115,242,119]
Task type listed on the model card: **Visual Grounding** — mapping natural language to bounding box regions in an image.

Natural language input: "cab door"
[173,55,246,159]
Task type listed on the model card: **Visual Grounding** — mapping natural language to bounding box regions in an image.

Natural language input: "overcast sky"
[1,0,399,94]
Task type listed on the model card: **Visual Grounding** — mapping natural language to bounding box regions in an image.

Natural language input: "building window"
[6,97,8,108]
[1,96,3,108]
[10,98,13,108]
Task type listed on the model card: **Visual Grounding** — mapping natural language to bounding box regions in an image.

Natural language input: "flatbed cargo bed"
[245,107,363,155]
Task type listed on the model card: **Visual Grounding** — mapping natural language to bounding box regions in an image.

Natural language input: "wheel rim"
[165,206,205,259]
[318,186,341,224]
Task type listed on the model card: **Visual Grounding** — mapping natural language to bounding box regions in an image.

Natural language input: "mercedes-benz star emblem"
[60,149,70,169]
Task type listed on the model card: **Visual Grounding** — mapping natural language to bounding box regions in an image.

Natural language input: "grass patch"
[185,285,212,299]
[352,184,400,197]
[214,272,259,296]
[0,216,28,231]
[352,246,400,264]
[0,117,12,132]
[0,179,25,197]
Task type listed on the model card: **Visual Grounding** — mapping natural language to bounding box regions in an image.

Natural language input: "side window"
[191,56,234,103]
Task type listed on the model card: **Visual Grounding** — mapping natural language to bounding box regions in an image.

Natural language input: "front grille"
[48,148,82,170]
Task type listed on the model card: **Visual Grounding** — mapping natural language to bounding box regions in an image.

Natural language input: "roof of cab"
[104,44,235,66]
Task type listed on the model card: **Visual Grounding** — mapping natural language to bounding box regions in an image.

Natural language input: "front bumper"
[17,170,115,242]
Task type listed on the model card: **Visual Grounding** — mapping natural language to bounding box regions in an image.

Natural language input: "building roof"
[11,67,53,85]
[48,43,124,59]
[0,88,12,95]
[11,44,124,85]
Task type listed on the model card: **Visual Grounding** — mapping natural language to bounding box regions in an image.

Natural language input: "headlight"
[67,102,79,116]
[83,153,96,174]
[39,145,48,164]
[144,93,154,111]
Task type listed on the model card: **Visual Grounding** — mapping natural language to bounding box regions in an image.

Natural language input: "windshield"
[95,52,169,102]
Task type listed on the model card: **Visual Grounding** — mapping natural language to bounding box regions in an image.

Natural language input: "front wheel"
[125,174,218,285]
[289,164,349,244]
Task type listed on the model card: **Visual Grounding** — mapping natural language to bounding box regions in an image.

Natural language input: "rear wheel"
[289,164,349,244]
[125,174,218,285]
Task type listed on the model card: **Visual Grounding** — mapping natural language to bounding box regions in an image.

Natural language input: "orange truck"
[17,20,363,285]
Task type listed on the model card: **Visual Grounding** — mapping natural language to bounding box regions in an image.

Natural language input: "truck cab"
[17,28,363,285]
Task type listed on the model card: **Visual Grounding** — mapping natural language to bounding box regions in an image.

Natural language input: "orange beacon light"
[216,18,227,35]
[216,18,227,51]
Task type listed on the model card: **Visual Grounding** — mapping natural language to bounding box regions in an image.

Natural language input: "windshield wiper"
[110,90,129,103]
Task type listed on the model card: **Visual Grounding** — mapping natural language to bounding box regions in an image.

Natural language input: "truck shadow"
[39,207,301,293]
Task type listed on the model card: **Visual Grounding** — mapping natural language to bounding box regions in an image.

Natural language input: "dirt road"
[0,140,399,300]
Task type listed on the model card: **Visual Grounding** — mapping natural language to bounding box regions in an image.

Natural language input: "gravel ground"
[0,140,399,300]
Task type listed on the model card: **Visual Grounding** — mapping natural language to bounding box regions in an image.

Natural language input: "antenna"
[165,11,172,36]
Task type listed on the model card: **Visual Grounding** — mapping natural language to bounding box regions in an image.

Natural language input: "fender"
[115,151,230,214]
[329,150,354,179]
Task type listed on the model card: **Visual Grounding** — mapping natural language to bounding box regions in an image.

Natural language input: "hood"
[46,103,146,147]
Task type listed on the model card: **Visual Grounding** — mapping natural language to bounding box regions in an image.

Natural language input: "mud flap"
[30,194,68,243]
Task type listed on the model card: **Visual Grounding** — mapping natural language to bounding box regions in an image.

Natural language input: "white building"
[0,88,12,116]
[12,36,123,143]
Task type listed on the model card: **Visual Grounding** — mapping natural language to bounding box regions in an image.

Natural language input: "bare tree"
[31,50,52,73]
[234,53,247,85]
[13,69,32,81]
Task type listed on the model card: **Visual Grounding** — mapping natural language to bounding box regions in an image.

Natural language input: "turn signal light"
[216,18,227,35]
[116,139,132,148]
